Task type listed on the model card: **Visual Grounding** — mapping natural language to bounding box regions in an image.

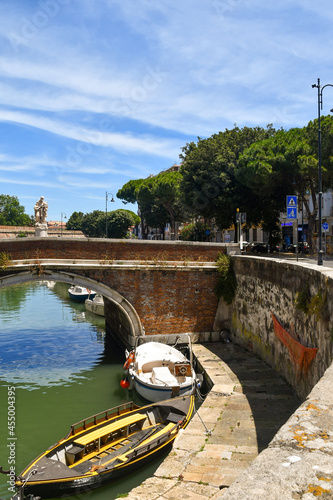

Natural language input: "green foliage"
[137,171,187,236]
[179,125,276,229]
[295,282,328,321]
[179,221,212,241]
[66,211,84,231]
[115,116,333,251]
[215,253,237,304]
[294,284,311,314]
[81,210,105,238]
[117,209,141,227]
[69,209,140,238]
[116,179,144,204]
[107,210,137,238]
[0,194,34,226]
[0,251,12,270]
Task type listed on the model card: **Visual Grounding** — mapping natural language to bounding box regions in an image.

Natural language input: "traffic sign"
[287,195,297,207]
[286,195,298,219]
[287,207,297,219]
[322,222,329,232]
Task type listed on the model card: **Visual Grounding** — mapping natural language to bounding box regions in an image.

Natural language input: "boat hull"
[68,290,96,302]
[22,443,173,498]
[85,298,104,316]
[133,375,195,403]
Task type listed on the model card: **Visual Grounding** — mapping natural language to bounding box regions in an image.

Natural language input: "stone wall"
[0,226,84,238]
[225,256,333,399]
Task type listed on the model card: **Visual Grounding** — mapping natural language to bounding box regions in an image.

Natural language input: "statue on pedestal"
[34,196,48,237]
[34,196,48,224]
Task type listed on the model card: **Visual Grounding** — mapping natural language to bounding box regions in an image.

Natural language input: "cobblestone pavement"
[116,342,300,499]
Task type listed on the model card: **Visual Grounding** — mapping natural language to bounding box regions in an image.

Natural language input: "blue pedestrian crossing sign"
[286,195,298,219]
[287,207,297,219]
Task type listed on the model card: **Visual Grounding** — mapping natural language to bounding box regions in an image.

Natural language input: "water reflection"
[0,281,106,390]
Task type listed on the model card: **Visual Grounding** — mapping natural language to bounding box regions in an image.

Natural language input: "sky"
[1,0,333,221]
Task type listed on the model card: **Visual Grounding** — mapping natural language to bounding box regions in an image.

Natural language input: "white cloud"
[0,0,332,219]
[0,109,181,158]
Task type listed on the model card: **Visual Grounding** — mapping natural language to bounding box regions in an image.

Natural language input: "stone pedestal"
[35,223,48,237]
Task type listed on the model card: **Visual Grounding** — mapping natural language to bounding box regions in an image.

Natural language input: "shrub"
[215,252,237,304]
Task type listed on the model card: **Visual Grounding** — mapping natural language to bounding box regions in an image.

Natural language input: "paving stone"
[123,342,300,500]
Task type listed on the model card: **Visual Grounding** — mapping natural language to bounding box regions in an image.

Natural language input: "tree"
[117,209,141,227]
[116,179,144,204]
[117,172,187,239]
[179,125,276,230]
[237,117,333,252]
[302,115,333,252]
[106,209,137,238]
[66,211,84,231]
[0,195,34,226]
[81,210,105,238]
[137,171,186,238]
[79,209,139,239]
[179,221,213,241]
[236,128,301,243]
[117,178,147,237]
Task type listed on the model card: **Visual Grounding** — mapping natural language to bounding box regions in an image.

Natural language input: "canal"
[0,281,167,500]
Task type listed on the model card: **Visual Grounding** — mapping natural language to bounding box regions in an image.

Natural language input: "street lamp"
[105,191,115,238]
[312,78,333,265]
[61,212,66,237]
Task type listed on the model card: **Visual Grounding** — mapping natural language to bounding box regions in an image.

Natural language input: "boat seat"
[147,410,159,425]
[73,413,146,447]
[65,445,85,465]
[151,367,178,386]
[166,412,183,424]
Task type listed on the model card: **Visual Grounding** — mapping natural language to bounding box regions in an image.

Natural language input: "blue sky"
[1,0,333,221]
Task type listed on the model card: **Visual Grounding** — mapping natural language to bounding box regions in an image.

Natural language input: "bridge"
[2,237,333,496]
[0,238,233,348]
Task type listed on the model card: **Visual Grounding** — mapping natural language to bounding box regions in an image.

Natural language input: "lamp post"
[312,78,333,265]
[61,212,66,237]
[105,191,115,238]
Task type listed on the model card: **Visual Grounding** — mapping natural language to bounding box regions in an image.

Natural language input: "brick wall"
[70,266,219,337]
[0,238,226,262]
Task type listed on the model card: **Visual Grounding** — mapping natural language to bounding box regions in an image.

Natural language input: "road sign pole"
[296,218,298,261]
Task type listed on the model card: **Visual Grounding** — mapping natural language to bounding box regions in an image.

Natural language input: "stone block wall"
[227,256,333,399]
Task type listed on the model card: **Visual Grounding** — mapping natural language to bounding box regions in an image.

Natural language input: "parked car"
[246,242,280,254]
[287,242,309,254]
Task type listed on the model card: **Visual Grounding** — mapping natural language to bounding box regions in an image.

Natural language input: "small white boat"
[68,286,96,303]
[121,336,199,402]
[85,294,105,317]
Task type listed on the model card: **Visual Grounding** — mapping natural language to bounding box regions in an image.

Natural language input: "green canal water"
[0,281,167,500]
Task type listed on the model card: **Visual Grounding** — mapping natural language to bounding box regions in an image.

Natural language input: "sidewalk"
[117,342,300,499]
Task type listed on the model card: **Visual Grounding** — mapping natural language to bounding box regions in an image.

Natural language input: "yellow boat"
[16,395,195,498]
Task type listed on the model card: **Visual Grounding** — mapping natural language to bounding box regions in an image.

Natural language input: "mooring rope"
[194,407,213,436]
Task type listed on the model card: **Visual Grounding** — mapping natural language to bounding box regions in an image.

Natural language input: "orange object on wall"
[271,312,318,375]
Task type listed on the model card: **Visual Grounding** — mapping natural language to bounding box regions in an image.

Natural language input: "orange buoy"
[120,379,130,389]
[123,351,135,370]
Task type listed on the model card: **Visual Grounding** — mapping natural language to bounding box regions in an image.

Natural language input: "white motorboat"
[121,336,199,402]
[85,294,105,316]
[68,286,96,303]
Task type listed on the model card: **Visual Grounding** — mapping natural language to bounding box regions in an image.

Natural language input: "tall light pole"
[61,212,66,237]
[312,78,333,265]
[105,191,115,238]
